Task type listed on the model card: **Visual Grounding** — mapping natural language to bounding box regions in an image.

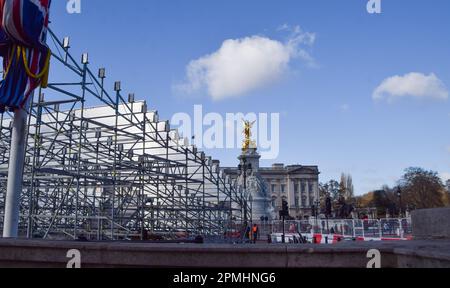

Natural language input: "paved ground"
[0,238,449,268]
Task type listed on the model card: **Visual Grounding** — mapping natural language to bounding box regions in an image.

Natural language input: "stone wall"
[412,208,450,240]
[1,239,450,268]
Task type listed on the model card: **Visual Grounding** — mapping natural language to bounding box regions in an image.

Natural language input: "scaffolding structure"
[0,29,250,241]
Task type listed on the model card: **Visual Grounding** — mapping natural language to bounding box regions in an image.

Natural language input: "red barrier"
[313,234,322,244]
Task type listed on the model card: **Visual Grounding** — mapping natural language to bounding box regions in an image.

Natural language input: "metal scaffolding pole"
[0,28,248,242]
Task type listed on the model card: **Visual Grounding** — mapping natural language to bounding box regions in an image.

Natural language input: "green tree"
[320,180,340,201]
[400,167,446,209]
[372,189,395,217]
[319,180,340,215]
[356,186,399,218]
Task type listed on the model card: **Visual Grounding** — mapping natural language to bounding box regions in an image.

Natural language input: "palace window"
[302,196,307,207]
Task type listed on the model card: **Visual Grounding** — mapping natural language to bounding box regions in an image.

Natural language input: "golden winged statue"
[242,119,256,151]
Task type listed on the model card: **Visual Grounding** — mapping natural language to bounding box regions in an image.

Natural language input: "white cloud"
[373,72,449,102]
[440,172,450,182]
[175,25,316,101]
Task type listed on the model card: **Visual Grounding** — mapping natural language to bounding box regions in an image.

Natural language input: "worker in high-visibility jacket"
[252,224,259,244]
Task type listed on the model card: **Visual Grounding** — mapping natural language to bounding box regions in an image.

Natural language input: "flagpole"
[2,92,32,238]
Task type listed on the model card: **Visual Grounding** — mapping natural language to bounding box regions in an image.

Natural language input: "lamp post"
[325,195,332,233]
[312,200,319,235]
[397,187,402,219]
[315,200,320,219]
[249,194,253,227]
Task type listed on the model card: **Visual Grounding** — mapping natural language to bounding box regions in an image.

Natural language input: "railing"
[252,218,412,241]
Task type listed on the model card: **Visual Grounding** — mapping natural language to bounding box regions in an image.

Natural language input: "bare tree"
[346,175,355,200]
[339,173,355,202]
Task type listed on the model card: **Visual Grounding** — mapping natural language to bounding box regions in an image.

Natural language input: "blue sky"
[48,0,450,195]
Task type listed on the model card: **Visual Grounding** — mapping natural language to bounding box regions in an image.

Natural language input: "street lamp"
[397,187,402,218]
[249,194,253,227]
[313,199,320,234]
[325,196,332,232]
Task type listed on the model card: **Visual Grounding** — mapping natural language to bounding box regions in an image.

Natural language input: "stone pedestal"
[238,148,260,171]
[238,148,274,220]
